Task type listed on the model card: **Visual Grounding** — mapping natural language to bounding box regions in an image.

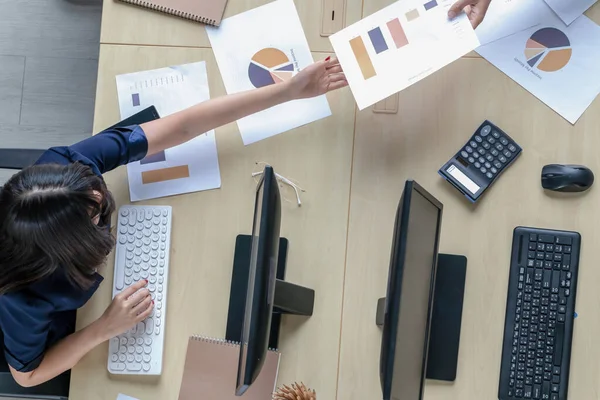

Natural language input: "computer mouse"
[541,164,594,192]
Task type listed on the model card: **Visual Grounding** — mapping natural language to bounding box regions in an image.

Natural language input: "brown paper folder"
[115,0,228,26]
[178,336,280,400]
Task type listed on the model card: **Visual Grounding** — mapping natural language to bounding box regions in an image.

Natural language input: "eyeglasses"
[252,162,306,207]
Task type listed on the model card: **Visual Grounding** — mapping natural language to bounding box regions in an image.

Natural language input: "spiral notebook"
[178,336,280,400]
[116,0,228,26]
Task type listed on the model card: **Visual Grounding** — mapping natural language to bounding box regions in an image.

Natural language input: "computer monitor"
[236,165,281,396]
[379,180,443,400]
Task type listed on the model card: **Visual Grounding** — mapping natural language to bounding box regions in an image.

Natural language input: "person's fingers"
[328,80,349,91]
[471,2,490,28]
[325,57,340,68]
[470,13,484,28]
[132,295,153,314]
[448,0,472,18]
[326,65,343,75]
[135,300,154,321]
[329,73,347,83]
[117,279,147,300]
[126,288,150,306]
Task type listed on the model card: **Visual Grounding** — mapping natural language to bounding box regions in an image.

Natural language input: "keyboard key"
[551,384,559,393]
[538,235,555,244]
[553,366,560,375]
[533,385,541,399]
[555,236,572,245]
[553,323,564,366]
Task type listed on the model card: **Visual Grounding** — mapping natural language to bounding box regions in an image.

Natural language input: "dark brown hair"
[0,163,116,294]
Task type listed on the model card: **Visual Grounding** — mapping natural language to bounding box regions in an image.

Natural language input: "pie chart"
[248,48,295,88]
[524,28,572,72]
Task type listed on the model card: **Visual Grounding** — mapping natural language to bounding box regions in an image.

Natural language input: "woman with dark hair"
[0,57,347,387]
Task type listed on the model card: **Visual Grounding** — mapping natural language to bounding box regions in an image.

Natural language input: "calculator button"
[486,172,494,179]
[466,146,473,153]
[492,130,500,138]
[477,157,484,164]
[482,141,491,149]
[508,144,517,152]
[500,137,509,146]
[495,143,504,151]
[475,162,481,168]
[481,167,487,174]
[499,155,508,163]
[504,150,512,158]
[491,149,499,156]
[481,125,492,136]
[486,154,494,162]
[491,167,498,174]
[470,141,478,148]
[475,136,483,143]
[487,136,496,144]
[461,151,469,158]
[478,148,486,155]
[485,162,492,169]
[494,161,503,169]
[468,157,475,163]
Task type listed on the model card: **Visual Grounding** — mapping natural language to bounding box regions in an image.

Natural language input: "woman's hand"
[448,0,492,29]
[288,57,348,100]
[97,280,154,340]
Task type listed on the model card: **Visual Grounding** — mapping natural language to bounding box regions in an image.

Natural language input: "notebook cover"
[116,0,228,26]
[178,336,280,400]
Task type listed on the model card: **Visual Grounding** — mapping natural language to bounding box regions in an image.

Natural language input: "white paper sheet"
[116,62,221,202]
[329,0,480,110]
[476,0,555,45]
[476,15,600,124]
[117,394,139,400]
[206,0,332,145]
[544,0,597,25]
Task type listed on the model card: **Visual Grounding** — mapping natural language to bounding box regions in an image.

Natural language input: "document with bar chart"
[476,14,600,124]
[330,0,480,110]
[116,62,221,202]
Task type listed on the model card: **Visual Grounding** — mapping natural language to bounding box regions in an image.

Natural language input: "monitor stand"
[376,254,467,382]
[225,235,315,350]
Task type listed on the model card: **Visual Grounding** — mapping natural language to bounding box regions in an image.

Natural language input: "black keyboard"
[499,227,581,400]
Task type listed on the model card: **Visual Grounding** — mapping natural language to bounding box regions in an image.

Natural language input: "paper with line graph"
[116,62,221,202]
[330,0,479,110]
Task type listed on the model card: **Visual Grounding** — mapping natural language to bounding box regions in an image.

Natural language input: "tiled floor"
[0,0,102,185]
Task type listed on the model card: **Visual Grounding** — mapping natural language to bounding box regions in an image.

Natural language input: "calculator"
[438,121,522,203]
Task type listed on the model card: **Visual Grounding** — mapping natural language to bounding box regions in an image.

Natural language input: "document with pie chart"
[206,0,331,145]
[477,14,600,124]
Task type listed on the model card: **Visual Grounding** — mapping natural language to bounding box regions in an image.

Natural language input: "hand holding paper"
[448,0,493,28]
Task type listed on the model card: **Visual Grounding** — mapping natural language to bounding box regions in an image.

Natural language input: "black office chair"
[0,149,71,399]
[0,149,46,171]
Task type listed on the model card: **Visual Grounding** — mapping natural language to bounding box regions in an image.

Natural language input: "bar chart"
[116,62,222,201]
[330,0,480,109]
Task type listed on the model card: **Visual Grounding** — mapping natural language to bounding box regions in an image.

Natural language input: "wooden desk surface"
[99,0,364,53]
[337,54,600,399]
[74,1,600,399]
[69,44,356,400]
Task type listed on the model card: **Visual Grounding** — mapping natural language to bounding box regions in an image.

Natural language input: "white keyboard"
[107,205,172,375]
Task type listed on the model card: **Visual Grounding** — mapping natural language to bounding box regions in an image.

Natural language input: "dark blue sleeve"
[0,296,53,372]
[34,125,148,176]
